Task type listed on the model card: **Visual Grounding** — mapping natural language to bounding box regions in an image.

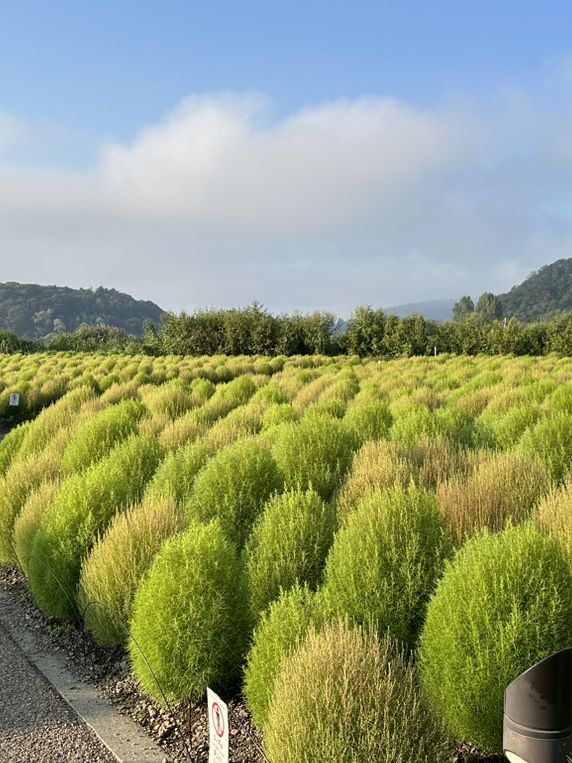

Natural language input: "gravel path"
[0,620,118,763]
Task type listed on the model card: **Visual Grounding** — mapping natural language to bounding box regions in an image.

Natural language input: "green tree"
[344,306,386,356]
[452,295,474,323]
[474,292,503,324]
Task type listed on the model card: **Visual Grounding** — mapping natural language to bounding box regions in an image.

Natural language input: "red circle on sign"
[212,701,225,738]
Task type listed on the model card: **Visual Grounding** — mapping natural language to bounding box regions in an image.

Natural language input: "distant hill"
[0,282,165,340]
[384,298,455,322]
[497,259,572,322]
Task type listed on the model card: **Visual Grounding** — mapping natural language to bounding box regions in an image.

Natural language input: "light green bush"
[141,380,195,420]
[61,398,145,475]
[187,439,283,547]
[261,403,296,430]
[321,484,453,648]
[391,403,444,447]
[520,412,572,482]
[79,497,184,645]
[0,422,31,476]
[13,480,61,577]
[265,622,449,763]
[129,520,248,702]
[343,399,393,445]
[0,435,66,566]
[243,584,321,730]
[29,434,162,620]
[190,377,216,404]
[144,441,211,506]
[272,414,357,499]
[419,523,572,754]
[244,489,335,619]
[477,404,542,449]
[14,387,95,462]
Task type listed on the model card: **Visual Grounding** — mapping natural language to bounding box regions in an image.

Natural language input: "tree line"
[3,298,572,357]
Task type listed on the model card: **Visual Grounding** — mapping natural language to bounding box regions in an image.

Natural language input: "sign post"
[9,393,20,407]
[207,688,229,763]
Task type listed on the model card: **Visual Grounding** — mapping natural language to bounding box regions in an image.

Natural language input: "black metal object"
[503,648,572,763]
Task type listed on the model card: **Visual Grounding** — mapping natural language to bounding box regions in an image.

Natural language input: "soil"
[0,566,505,763]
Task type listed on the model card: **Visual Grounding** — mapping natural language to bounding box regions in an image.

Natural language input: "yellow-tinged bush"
[437,450,551,545]
[265,622,449,763]
[0,421,31,476]
[14,387,95,462]
[536,480,572,567]
[0,438,66,565]
[29,434,162,620]
[79,497,184,645]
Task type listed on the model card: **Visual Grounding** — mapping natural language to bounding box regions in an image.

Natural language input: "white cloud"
[0,86,571,314]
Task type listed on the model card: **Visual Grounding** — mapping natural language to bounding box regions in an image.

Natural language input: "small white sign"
[9,393,20,407]
[207,687,229,763]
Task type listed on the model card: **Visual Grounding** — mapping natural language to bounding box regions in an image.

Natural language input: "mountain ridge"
[0,282,165,340]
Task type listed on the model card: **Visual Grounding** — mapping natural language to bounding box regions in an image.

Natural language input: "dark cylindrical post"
[503,647,572,763]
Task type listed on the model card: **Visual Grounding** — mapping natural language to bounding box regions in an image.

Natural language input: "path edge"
[0,589,166,763]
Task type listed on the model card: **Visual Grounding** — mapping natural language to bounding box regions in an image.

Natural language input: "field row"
[0,352,570,760]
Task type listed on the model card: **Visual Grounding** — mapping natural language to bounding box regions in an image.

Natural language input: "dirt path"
[0,619,118,763]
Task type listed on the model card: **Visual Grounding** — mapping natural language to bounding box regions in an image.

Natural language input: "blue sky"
[1,1,572,313]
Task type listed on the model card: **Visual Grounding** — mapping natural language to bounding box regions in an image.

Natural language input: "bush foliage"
[129,521,249,703]
[321,484,453,648]
[419,523,572,753]
[187,439,283,547]
[265,622,449,763]
[29,434,162,620]
[244,488,335,619]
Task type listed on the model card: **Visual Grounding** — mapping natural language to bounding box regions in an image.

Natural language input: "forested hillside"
[498,258,572,321]
[0,283,164,340]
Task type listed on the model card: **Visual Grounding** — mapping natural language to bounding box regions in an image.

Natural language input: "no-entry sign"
[207,687,229,763]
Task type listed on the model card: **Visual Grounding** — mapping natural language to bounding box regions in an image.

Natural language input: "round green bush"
[29,434,162,620]
[129,520,248,703]
[14,386,95,462]
[61,398,145,475]
[390,403,444,447]
[79,497,184,645]
[0,421,31,476]
[418,523,572,754]
[343,400,393,445]
[13,479,60,577]
[519,412,572,483]
[320,484,453,648]
[187,439,283,548]
[244,489,335,619]
[243,584,321,731]
[260,403,296,430]
[272,414,357,499]
[479,404,541,449]
[265,621,448,763]
[144,441,211,506]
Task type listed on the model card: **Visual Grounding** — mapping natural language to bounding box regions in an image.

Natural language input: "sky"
[2,1,572,315]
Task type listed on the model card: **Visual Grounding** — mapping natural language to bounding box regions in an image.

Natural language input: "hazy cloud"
[1,86,572,314]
